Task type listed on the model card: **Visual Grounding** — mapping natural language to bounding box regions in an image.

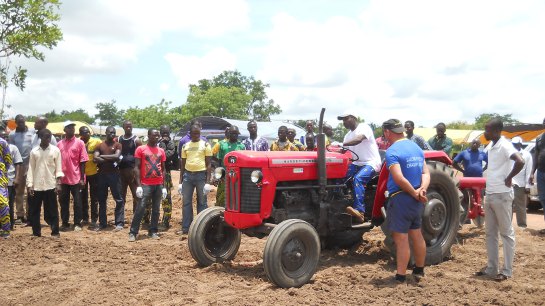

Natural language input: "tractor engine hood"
[224,150,351,180]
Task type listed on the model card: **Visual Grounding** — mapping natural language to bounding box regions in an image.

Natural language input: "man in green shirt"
[216,126,245,206]
[428,122,453,156]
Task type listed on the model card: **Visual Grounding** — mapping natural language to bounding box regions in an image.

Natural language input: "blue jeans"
[130,184,162,235]
[97,172,125,228]
[346,164,376,213]
[182,171,208,231]
[537,170,545,219]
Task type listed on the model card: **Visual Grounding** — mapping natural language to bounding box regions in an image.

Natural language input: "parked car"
[524,142,542,210]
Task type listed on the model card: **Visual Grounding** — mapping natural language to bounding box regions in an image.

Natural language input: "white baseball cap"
[511,136,523,144]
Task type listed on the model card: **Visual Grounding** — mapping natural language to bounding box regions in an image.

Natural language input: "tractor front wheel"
[263,219,320,288]
[188,207,241,266]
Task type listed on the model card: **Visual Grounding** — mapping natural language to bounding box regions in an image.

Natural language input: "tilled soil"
[2,172,545,305]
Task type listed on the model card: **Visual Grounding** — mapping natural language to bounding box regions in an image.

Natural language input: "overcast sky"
[6,0,545,127]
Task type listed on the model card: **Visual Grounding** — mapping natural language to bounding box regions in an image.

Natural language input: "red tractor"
[188,109,462,288]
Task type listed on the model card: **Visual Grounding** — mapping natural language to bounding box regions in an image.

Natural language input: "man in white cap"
[511,136,533,228]
[57,121,88,231]
[336,112,382,222]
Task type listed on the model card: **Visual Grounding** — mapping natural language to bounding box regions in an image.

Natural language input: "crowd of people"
[1,112,544,285]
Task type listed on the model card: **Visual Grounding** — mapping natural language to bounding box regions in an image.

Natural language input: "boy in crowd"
[129,129,166,241]
[26,129,63,237]
[79,126,102,228]
[178,125,212,234]
[270,126,297,151]
[287,128,305,151]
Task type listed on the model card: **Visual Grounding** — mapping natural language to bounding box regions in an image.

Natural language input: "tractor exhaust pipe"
[317,108,327,198]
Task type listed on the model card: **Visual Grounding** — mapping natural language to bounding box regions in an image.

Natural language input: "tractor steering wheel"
[326,144,360,162]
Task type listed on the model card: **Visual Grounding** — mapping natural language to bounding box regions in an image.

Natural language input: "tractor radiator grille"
[240,168,262,213]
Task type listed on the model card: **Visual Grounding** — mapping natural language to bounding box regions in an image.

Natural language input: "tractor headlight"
[250,170,263,183]
[214,167,225,180]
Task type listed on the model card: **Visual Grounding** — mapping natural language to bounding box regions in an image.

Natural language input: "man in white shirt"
[476,118,524,282]
[336,112,382,223]
[510,137,533,228]
[26,129,64,237]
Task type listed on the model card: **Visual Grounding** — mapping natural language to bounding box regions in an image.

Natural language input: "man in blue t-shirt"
[383,119,430,284]
[453,139,488,177]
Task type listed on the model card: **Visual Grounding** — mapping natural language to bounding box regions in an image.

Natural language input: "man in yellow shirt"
[79,126,102,228]
[270,126,297,151]
[287,128,305,151]
[178,124,212,234]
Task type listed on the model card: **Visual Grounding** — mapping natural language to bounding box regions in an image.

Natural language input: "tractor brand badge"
[272,159,316,164]
[228,156,237,164]
[293,168,303,174]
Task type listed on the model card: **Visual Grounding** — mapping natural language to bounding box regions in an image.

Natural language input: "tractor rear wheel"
[188,207,241,266]
[263,219,320,288]
[382,161,460,265]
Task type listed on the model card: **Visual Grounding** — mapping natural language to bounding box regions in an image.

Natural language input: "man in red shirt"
[129,128,166,241]
[57,121,88,231]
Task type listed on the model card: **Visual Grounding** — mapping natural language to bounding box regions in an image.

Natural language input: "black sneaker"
[412,271,424,282]
[94,225,107,232]
[60,224,70,232]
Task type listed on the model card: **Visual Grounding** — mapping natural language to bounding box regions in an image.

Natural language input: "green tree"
[474,113,520,130]
[446,120,474,130]
[183,86,252,121]
[59,108,94,123]
[0,0,63,119]
[95,100,125,126]
[185,70,281,121]
[125,99,183,129]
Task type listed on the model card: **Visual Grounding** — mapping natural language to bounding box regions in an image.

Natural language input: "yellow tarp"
[413,128,480,145]
[45,121,94,136]
[479,129,545,144]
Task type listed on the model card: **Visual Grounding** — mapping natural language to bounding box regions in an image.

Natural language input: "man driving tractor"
[335,112,382,223]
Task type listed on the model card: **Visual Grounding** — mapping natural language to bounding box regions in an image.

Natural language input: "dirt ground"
[2,171,545,306]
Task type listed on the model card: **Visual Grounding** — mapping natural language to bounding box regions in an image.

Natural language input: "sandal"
[495,274,509,282]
